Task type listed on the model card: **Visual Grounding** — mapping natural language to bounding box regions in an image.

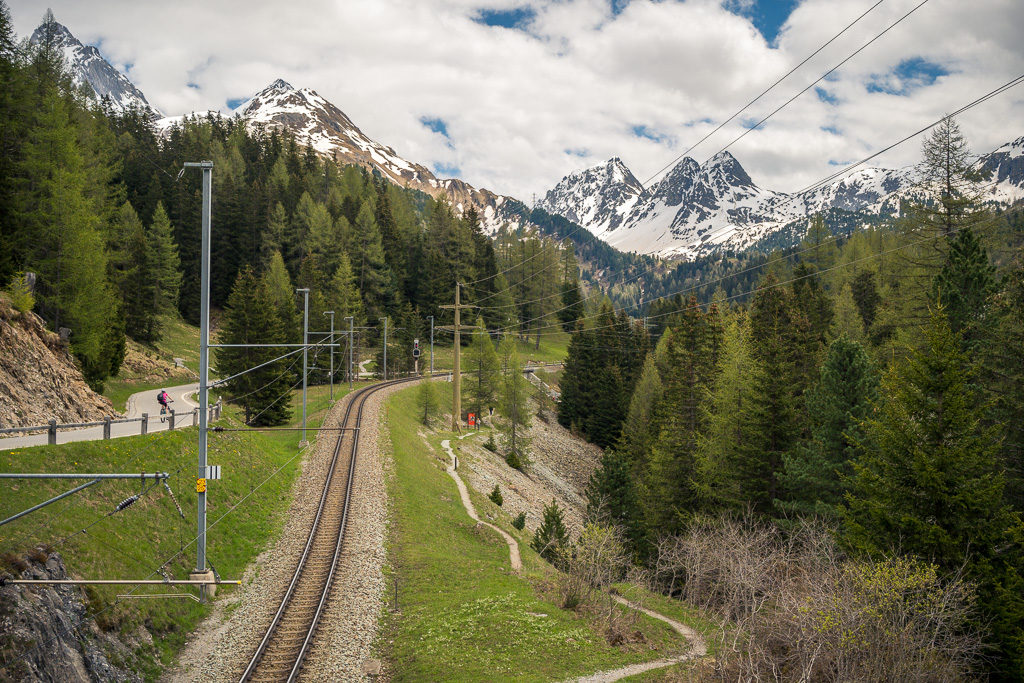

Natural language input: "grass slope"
[378,384,686,682]
[0,382,359,680]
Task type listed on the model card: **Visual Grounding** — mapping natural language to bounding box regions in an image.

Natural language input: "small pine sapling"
[512,512,527,530]
[489,485,503,506]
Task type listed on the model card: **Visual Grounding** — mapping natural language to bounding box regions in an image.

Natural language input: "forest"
[555,116,1024,679]
[0,8,587,422]
[4,4,1024,679]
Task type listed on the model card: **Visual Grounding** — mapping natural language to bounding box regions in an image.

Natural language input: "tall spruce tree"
[218,266,292,426]
[842,308,1024,679]
[644,298,722,529]
[144,201,182,342]
[498,335,531,469]
[930,225,998,351]
[779,335,878,518]
[734,274,808,515]
[585,448,645,556]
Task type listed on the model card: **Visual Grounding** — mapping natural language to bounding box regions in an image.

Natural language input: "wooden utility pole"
[439,283,476,432]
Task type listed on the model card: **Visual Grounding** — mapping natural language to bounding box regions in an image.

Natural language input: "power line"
[465,0,896,293]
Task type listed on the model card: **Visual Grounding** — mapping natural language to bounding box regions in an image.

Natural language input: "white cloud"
[11,0,1024,201]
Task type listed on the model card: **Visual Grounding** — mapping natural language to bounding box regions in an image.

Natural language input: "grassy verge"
[422,330,570,374]
[0,382,358,680]
[377,384,689,682]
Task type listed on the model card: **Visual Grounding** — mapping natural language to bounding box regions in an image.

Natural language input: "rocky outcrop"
[0,550,143,683]
[0,295,114,430]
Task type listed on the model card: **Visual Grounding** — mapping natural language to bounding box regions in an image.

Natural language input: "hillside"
[0,294,113,429]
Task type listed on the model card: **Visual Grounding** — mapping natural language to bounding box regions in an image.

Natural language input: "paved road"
[0,383,201,451]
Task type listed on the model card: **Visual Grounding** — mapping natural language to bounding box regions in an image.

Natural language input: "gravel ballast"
[161,382,408,683]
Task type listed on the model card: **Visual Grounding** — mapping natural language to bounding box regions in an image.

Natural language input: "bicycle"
[159,399,174,423]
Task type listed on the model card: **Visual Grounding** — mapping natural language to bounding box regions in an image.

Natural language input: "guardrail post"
[102,417,111,440]
[216,397,222,420]
[169,409,176,430]
[48,419,57,445]
[141,413,148,436]
[192,409,198,426]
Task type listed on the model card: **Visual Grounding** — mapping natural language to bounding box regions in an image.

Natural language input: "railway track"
[239,377,416,683]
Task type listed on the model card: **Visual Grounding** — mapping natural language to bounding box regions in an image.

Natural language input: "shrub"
[5,272,35,314]
[512,512,526,530]
[483,433,497,452]
[489,485,503,506]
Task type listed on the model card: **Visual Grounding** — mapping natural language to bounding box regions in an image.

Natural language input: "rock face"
[541,135,1024,259]
[29,14,161,118]
[0,294,114,429]
[0,550,142,683]
[228,79,518,231]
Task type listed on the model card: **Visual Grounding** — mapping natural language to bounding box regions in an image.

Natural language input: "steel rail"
[238,376,418,682]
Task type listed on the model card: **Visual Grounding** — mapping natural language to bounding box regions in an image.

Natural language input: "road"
[0,383,200,451]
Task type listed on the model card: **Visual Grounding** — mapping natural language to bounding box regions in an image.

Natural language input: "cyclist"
[157,390,173,422]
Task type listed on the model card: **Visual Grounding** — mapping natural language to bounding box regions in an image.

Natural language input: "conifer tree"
[930,225,998,351]
[733,274,807,515]
[418,378,439,426]
[617,352,663,475]
[463,317,501,425]
[695,316,752,509]
[644,298,722,529]
[585,448,645,556]
[144,201,182,341]
[327,252,363,326]
[498,335,531,469]
[780,335,877,517]
[531,499,569,565]
[218,266,292,426]
[842,309,1024,678]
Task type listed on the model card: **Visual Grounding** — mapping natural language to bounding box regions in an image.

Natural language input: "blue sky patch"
[186,82,200,90]
[421,116,451,139]
[474,7,536,29]
[564,148,589,158]
[724,0,798,45]
[227,98,246,110]
[815,87,839,105]
[632,125,663,142]
[433,162,461,177]
[610,0,631,17]
[867,57,949,96]
[821,125,840,136]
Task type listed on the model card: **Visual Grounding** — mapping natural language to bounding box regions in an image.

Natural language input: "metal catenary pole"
[379,317,388,381]
[428,315,434,375]
[182,160,213,578]
[297,288,310,445]
[324,311,335,401]
[345,316,354,390]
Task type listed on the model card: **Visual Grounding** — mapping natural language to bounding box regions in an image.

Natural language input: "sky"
[10,0,1024,203]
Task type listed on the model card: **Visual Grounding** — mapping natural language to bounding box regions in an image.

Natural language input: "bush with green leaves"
[512,512,526,530]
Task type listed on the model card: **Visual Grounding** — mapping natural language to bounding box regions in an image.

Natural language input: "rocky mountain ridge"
[30,15,161,118]
[540,137,1024,259]
[228,80,518,230]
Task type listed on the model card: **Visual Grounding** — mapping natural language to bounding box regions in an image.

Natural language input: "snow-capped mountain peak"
[29,13,161,118]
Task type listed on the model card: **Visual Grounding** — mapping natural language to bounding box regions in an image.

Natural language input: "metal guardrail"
[0,399,223,445]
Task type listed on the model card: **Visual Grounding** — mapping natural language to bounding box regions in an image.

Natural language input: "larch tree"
[463,317,501,426]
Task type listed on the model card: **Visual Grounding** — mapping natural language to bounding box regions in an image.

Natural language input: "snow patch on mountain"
[30,17,161,118]
[541,139,1022,260]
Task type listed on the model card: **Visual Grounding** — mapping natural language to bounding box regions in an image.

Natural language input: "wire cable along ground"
[238,375,418,683]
